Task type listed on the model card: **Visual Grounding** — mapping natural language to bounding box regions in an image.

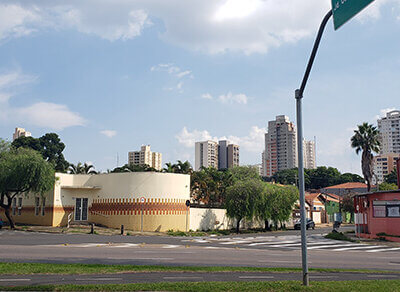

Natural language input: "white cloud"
[176,70,192,79]
[0,71,85,130]
[201,93,213,100]
[0,0,392,54]
[100,130,117,138]
[15,102,85,130]
[151,63,193,78]
[176,125,265,153]
[375,107,397,119]
[218,92,248,104]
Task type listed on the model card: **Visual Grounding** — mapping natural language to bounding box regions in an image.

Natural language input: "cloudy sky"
[0,0,399,174]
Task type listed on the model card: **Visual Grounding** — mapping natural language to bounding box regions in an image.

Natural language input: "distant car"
[294,218,315,230]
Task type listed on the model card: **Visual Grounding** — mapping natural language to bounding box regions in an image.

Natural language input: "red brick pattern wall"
[90,198,188,216]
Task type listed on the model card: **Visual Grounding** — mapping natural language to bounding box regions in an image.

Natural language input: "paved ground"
[1,271,400,286]
[1,228,399,271]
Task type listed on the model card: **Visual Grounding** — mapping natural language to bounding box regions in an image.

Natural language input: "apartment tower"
[195,140,219,171]
[378,110,400,154]
[128,145,162,171]
[12,127,31,141]
[263,115,298,177]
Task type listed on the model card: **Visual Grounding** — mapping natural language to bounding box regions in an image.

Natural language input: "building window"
[35,197,40,216]
[41,198,46,216]
[17,197,22,215]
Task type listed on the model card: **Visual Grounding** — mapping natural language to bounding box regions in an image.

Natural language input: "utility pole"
[295,10,333,286]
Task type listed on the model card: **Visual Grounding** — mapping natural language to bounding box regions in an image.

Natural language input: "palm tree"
[351,123,380,191]
[175,160,193,174]
[68,162,97,174]
[163,162,175,173]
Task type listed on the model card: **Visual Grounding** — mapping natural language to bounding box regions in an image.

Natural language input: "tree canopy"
[68,162,97,174]
[225,179,264,233]
[0,148,55,228]
[384,170,398,185]
[271,166,363,190]
[12,133,69,172]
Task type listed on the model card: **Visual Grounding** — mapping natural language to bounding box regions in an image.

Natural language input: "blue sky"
[0,0,399,174]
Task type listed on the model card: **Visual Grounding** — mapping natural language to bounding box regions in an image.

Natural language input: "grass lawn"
[1,280,400,291]
[0,262,399,275]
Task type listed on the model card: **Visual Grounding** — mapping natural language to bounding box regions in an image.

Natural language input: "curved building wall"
[54,172,190,231]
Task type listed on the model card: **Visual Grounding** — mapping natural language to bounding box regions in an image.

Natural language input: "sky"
[0,0,399,174]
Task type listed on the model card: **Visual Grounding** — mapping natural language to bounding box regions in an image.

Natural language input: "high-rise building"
[378,110,400,154]
[128,145,162,171]
[195,140,219,171]
[217,140,239,170]
[373,153,400,183]
[303,139,316,169]
[195,140,239,171]
[12,127,31,141]
[227,143,240,169]
[218,140,229,169]
[263,115,298,177]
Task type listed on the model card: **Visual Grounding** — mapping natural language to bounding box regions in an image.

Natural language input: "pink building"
[354,190,400,242]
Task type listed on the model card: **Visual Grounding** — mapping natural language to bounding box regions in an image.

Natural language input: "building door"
[75,198,88,221]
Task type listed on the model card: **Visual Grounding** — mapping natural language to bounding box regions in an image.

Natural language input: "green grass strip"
[1,280,400,291]
[0,262,399,275]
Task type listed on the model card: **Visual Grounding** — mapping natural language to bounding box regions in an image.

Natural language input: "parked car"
[294,218,315,230]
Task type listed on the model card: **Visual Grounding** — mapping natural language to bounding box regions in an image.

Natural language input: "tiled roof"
[324,182,369,189]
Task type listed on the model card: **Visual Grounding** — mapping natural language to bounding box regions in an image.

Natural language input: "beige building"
[373,153,400,183]
[303,139,316,169]
[195,140,219,171]
[378,110,400,154]
[227,144,240,168]
[1,172,190,232]
[128,145,162,171]
[263,115,298,177]
[12,127,31,141]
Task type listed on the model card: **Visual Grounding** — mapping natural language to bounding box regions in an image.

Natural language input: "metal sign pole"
[141,203,143,233]
[295,10,332,286]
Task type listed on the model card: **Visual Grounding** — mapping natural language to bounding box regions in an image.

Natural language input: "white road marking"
[0,279,31,282]
[76,278,122,281]
[333,245,382,251]
[163,245,181,248]
[366,247,400,253]
[309,276,338,279]
[367,275,399,278]
[308,244,359,250]
[108,243,139,248]
[248,241,297,246]
[239,276,274,279]
[163,277,203,280]
[220,241,252,245]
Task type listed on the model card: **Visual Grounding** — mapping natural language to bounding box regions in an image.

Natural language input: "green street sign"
[331,0,375,30]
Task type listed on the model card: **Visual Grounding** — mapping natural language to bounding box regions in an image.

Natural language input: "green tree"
[163,162,176,173]
[68,162,97,174]
[12,133,69,172]
[384,170,398,185]
[351,123,380,191]
[225,179,264,233]
[230,166,261,182]
[0,138,11,154]
[264,184,298,230]
[0,148,55,229]
[339,172,364,183]
[378,182,398,191]
[174,160,193,174]
[112,163,157,173]
[341,193,355,223]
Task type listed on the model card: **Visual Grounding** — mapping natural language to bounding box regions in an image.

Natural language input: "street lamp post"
[295,10,332,286]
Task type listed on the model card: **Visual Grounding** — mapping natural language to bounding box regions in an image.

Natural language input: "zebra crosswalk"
[182,235,400,253]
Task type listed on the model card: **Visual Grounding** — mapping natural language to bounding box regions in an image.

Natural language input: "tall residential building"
[227,143,240,169]
[12,127,31,141]
[218,140,229,169]
[373,153,400,183]
[303,139,316,169]
[217,140,240,170]
[378,110,400,154]
[195,140,219,171]
[128,145,162,171]
[263,115,298,177]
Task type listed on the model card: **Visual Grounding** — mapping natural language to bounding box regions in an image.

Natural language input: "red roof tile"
[324,182,369,189]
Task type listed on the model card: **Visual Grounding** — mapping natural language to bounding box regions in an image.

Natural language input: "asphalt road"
[1,227,399,272]
[1,271,400,286]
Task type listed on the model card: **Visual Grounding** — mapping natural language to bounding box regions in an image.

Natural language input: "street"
[1,227,399,271]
